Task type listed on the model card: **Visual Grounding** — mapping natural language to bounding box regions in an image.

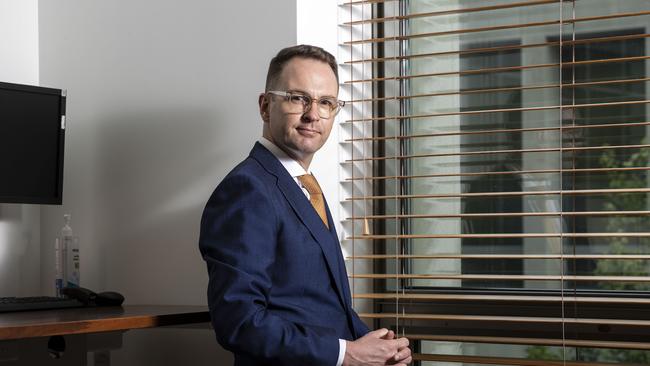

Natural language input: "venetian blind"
[339,0,650,365]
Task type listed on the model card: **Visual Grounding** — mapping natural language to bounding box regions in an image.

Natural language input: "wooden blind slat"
[345,56,650,85]
[346,188,650,201]
[360,313,650,326]
[343,0,558,26]
[345,210,650,221]
[341,0,393,6]
[345,100,650,123]
[407,334,650,350]
[343,11,650,45]
[344,77,650,104]
[344,121,650,142]
[344,143,650,163]
[344,166,650,181]
[353,293,650,304]
[344,33,650,64]
[350,274,650,282]
[347,232,650,240]
[346,145,648,163]
[413,353,622,366]
[348,254,650,261]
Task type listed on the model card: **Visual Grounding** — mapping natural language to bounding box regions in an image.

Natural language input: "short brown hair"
[265,44,338,91]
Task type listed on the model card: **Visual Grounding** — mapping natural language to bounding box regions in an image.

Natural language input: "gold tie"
[298,174,329,229]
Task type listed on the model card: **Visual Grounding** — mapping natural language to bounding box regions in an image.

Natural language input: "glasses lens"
[287,94,310,114]
[316,105,330,119]
[279,92,340,118]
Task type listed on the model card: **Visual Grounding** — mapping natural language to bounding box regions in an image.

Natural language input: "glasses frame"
[266,90,345,118]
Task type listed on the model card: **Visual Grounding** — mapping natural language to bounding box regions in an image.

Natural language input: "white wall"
[0,0,39,84]
[296,0,340,229]
[0,0,41,298]
[37,0,296,364]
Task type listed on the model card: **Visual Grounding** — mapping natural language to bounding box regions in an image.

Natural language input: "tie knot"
[298,174,322,195]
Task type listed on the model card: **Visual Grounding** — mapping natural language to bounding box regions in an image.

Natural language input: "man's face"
[259,57,338,169]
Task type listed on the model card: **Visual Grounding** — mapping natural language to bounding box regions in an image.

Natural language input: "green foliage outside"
[527,144,650,363]
[594,145,650,291]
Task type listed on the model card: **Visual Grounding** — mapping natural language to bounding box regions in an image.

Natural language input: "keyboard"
[0,296,85,313]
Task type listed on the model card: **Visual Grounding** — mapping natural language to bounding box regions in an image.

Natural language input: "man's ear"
[258,93,270,123]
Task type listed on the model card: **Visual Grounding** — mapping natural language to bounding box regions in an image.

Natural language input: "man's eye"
[289,95,310,104]
[320,99,336,109]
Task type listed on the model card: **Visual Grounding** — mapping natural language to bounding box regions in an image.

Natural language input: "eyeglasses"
[266,90,345,119]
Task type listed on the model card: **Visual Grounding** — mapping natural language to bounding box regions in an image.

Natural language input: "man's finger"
[393,355,413,366]
[392,337,409,349]
[369,328,389,338]
[394,347,412,361]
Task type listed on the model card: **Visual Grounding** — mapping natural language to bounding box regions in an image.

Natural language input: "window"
[340,1,650,364]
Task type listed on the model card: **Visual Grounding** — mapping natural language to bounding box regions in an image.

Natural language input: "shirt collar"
[258,137,309,178]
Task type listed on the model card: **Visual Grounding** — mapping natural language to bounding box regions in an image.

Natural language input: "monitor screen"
[0,82,66,205]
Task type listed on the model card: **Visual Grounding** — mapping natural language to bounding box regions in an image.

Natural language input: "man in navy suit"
[199,45,411,366]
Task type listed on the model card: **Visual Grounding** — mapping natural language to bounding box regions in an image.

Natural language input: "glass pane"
[344,0,650,363]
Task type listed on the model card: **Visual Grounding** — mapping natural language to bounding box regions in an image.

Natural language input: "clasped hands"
[343,328,412,366]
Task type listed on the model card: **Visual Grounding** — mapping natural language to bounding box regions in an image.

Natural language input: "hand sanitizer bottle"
[61,214,80,288]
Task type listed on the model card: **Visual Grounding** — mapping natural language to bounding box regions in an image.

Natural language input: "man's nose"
[301,100,321,121]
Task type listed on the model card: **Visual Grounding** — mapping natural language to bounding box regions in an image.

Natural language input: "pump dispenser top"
[62,214,73,238]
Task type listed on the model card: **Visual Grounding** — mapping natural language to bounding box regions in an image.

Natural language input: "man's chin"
[286,146,320,162]
[291,138,323,154]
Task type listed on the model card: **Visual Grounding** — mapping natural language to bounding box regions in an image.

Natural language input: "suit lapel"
[250,143,348,310]
[324,198,352,307]
[324,196,358,334]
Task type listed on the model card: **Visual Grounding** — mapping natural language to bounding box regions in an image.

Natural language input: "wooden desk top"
[0,305,210,341]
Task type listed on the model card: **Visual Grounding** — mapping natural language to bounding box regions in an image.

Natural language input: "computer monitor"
[0,81,66,205]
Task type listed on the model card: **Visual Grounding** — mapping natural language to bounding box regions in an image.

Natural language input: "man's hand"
[343,328,412,366]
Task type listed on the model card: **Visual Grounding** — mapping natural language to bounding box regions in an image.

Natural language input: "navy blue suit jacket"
[199,143,369,366]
